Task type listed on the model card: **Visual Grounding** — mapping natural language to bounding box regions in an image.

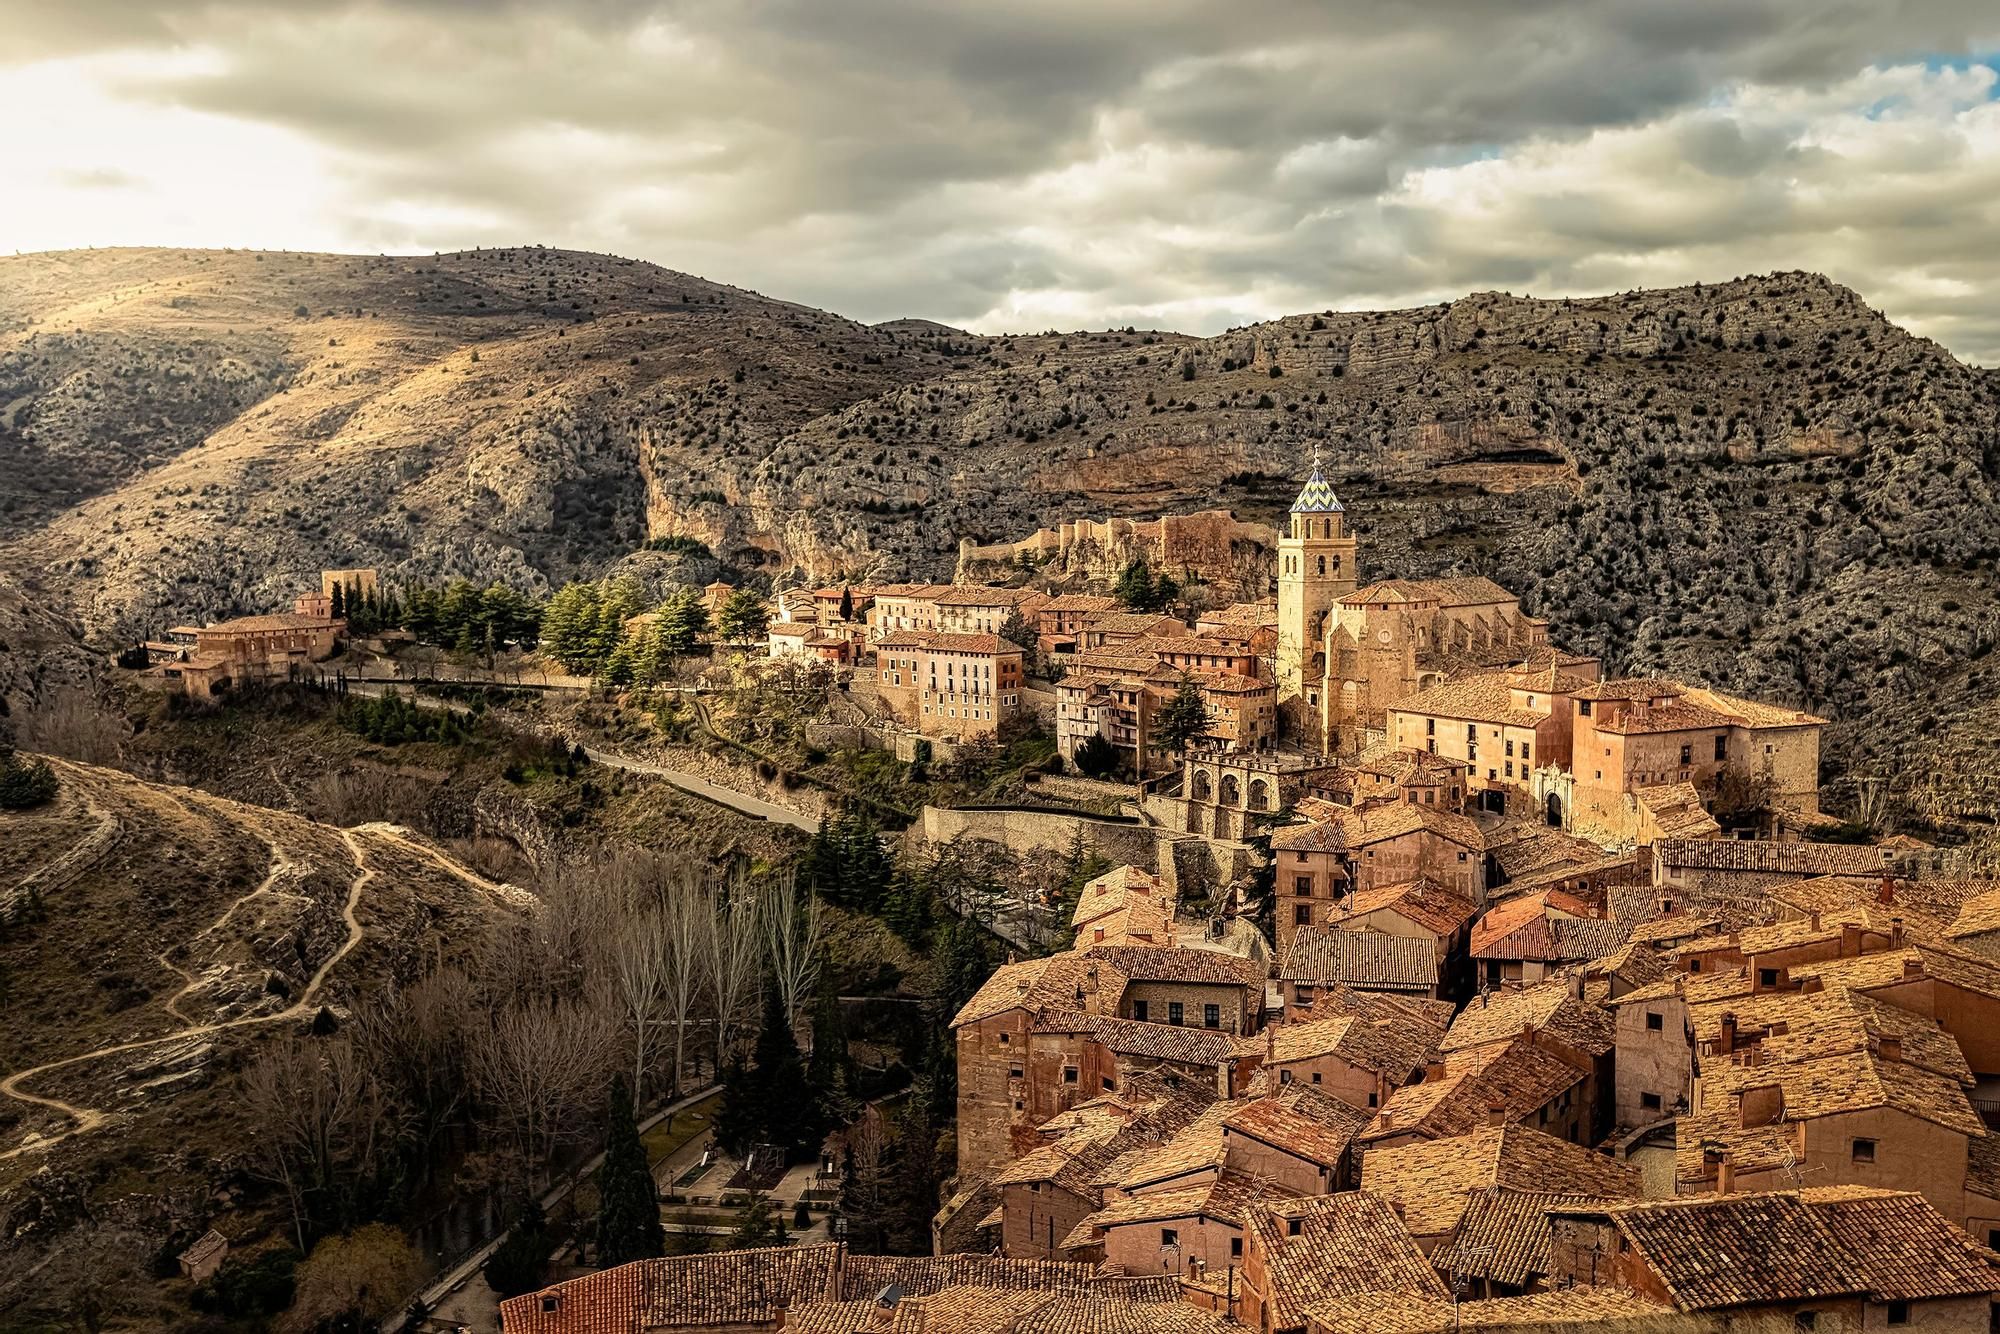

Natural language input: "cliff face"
[2,249,1997,804]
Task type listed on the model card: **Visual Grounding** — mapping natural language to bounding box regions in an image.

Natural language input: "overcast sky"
[6,2,2000,361]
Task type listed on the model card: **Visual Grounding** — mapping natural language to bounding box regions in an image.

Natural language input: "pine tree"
[882,1078,945,1254]
[718,587,769,642]
[751,974,816,1159]
[1113,557,1156,611]
[483,1192,551,1297]
[330,581,345,619]
[595,1075,665,1267]
[1073,732,1119,779]
[807,980,857,1132]
[881,869,933,946]
[932,919,992,1024]
[1153,675,1212,758]
[713,1055,760,1157]
[728,1193,788,1248]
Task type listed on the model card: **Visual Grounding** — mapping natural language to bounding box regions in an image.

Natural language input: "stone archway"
[1220,774,1240,807]
[1545,791,1565,828]
[1247,777,1271,812]
[1191,768,1214,803]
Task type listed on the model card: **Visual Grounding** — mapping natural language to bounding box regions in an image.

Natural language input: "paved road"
[581,747,820,835]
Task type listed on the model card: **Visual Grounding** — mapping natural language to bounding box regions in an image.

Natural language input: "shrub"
[0,748,58,810]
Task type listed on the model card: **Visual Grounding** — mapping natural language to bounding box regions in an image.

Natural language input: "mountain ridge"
[2,245,1997,820]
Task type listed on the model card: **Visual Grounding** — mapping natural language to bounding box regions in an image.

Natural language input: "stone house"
[874,631,1024,740]
[1440,980,1618,1143]
[1259,1011,1442,1114]
[1235,1191,1444,1334]
[1219,1086,1371,1195]
[1360,1037,1593,1150]
[1056,647,1276,776]
[934,586,1047,636]
[1277,928,1442,1006]
[1083,944,1267,1035]
[1174,751,1339,842]
[1470,891,1631,990]
[1358,1122,1642,1250]
[1652,838,1888,897]
[1552,678,1826,846]
[1074,612,1186,652]
[1325,877,1481,1001]
[1269,802,1487,961]
[177,1229,228,1282]
[1544,1188,2000,1333]
[865,583,956,639]
[1387,663,1587,816]
[1034,593,1119,657]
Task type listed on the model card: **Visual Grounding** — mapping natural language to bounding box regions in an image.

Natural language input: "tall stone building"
[1275,454,1356,719]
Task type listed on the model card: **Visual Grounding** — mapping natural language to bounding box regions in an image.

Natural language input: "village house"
[1277,927,1443,1004]
[865,582,956,639]
[1652,837,1889,897]
[1544,1188,2000,1332]
[873,631,1024,740]
[1386,662,1588,816]
[934,585,1048,636]
[1470,890,1632,990]
[1325,877,1481,1000]
[1218,1085,1372,1196]
[1235,1191,1445,1334]
[1034,593,1120,657]
[1359,1122,1641,1250]
[1540,677,1827,845]
[1258,1010,1444,1113]
[1439,979,1617,1142]
[1268,801,1487,960]
[1074,611,1187,652]
[1304,1287,1699,1334]
[1084,944,1268,1035]
[1055,648,1276,776]
[1360,1036,1594,1149]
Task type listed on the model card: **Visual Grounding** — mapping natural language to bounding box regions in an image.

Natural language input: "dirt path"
[0,828,378,1161]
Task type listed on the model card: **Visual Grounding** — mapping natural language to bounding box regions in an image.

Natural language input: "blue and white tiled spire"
[1290,443,1344,514]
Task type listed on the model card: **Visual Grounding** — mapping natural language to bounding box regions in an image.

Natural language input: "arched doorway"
[1247,778,1271,812]
[1220,774,1240,807]
[1191,769,1213,803]
[1545,792,1564,828]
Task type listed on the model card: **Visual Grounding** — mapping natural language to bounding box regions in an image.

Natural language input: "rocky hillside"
[0,758,532,1242]
[3,248,1998,809]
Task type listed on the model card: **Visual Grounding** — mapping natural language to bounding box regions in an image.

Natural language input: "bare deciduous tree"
[759,869,824,1033]
[242,1037,400,1249]
[612,906,671,1108]
[703,880,761,1066]
[469,994,614,1182]
[661,872,710,1096]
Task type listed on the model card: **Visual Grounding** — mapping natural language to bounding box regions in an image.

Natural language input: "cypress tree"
[483,1192,551,1296]
[750,975,815,1159]
[713,1055,761,1158]
[330,581,345,619]
[807,980,856,1131]
[595,1075,665,1267]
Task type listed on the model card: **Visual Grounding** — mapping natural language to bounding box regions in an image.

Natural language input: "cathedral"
[1275,457,1554,756]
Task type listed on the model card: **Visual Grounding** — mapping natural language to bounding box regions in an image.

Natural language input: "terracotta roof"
[1271,801,1484,854]
[1280,928,1439,992]
[1336,877,1480,938]
[1067,1169,1286,1249]
[1103,1101,1237,1190]
[1432,1190,1627,1290]
[1222,1086,1370,1167]
[1365,1038,1586,1142]
[1635,782,1722,840]
[1786,942,2000,1001]
[933,586,1046,607]
[1041,594,1121,613]
[1592,1188,2000,1311]
[1033,1008,1240,1067]
[1441,981,1615,1058]
[1390,673,1551,728]
[1300,985,1458,1033]
[1360,1124,1640,1238]
[1082,944,1266,990]
[778,1299,878,1334]
[201,612,340,633]
[1266,1013,1441,1086]
[1304,1288,1676,1334]
[836,1255,1112,1300]
[1080,612,1186,636]
[1657,839,1887,876]
[497,1243,841,1334]
[951,955,1127,1027]
[1073,865,1167,926]
[874,630,1020,655]
[887,1283,1228,1333]
[1246,1191,1444,1331]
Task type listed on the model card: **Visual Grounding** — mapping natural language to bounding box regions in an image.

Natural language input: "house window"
[1641,1092,1662,1111]
[1231,1237,1243,1259]
[1161,1228,1179,1248]
[1294,905,1312,925]
[1279,1069,1293,1085]
[1794,1313,1815,1331]
[1680,744,1693,766]
[1715,735,1729,761]
[1689,959,1703,973]
[1521,743,1530,762]
[1646,1012,1664,1032]
[1010,1067,1023,1079]
[1367,1091,1378,1107]
[1886,1302,1909,1326]
[1063,1066,1078,1084]
[1295,876,1313,895]
[1310,1072,1321,1084]
[1506,739,1515,758]
[1204,1004,1220,1029]
[999,1032,1010,1044]
[1287,1218,1303,1237]
[1426,718,1436,736]
[1168,1002,1184,1026]
[1579,700,1591,717]
[1134,1000,1149,1021]
[1852,1138,1876,1164]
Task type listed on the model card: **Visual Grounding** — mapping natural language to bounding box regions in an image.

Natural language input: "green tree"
[1153,675,1212,758]
[718,587,769,642]
[595,1075,664,1268]
[330,581,345,619]
[713,1055,759,1158]
[1113,557,1155,611]
[932,918,992,1025]
[807,980,857,1132]
[285,1225,421,1334]
[483,1193,551,1297]
[749,975,817,1159]
[1072,732,1119,779]
[0,747,59,810]
[728,1193,789,1248]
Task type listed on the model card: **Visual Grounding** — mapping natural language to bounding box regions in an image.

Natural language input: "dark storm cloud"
[9,1,2000,357]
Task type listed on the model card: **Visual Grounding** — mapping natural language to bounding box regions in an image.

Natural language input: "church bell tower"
[1276,448,1357,710]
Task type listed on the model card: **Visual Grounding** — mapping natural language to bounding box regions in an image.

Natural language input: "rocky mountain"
[2,247,1997,816]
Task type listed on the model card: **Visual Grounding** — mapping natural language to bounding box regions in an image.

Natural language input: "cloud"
[4,3,2000,359]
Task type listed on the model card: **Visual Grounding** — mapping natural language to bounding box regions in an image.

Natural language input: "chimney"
[1486,1102,1509,1128]
[1889,917,1904,948]
[1717,1013,1737,1056]
[1423,1061,1446,1082]
[1878,876,1896,905]
[1878,1036,1902,1063]
[1717,1152,1735,1196]
[1841,924,1864,958]
[1903,956,1924,980]
[1808,911,1821,933]
[1380,1110,1396,1131]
